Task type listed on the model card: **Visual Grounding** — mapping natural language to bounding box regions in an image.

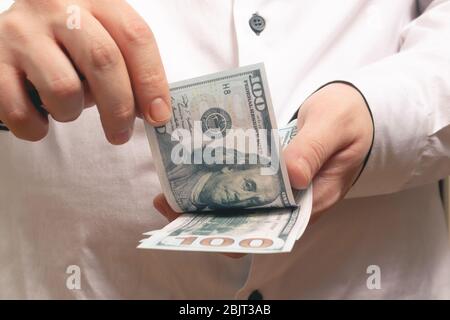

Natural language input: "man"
[168,163,282,211]
[155,123,286,212]
[0,0,449,299]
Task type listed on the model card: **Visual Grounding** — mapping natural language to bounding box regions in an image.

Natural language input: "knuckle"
[285,154,310,188]
[0,13,30,41]
[4,109,48,141]
[4,110,40,141]
[108,102,135,123]
[308,138,327,169]
[122,18,153,45]
[89,40,122,70]
[24,0,67,12]
[47,75,82,98]
[284,155,298,175]
[136,68,166,88]
[0,63,15,81]
[5,109,30,127]
[298,158,313,185]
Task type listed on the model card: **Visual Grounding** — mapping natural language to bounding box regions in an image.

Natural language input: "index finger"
[92,1,172,126]
[153,194,181,222]
[153,194,246,259]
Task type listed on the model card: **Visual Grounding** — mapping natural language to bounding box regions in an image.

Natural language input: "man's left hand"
[153,82,374,256]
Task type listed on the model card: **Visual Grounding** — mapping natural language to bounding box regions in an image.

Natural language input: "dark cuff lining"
[289,80,375,186]
[0,121,10,132]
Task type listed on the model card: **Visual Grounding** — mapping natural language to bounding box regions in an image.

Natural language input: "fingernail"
[147,98,171,123]
[111,127,132,145]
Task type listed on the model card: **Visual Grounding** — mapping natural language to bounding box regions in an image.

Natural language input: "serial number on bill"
[179,304,271,317]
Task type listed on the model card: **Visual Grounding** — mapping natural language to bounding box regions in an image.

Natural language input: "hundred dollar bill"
[145,64,296,213]
[138,121,312,254]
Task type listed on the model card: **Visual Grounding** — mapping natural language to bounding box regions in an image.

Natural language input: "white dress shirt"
[0,0,449,299]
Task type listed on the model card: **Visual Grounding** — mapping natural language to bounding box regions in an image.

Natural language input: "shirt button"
[248,290,264,300]
[249,13,266,35]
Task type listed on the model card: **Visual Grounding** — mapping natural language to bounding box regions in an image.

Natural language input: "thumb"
[153,194,181,222]
[284,121,345,190]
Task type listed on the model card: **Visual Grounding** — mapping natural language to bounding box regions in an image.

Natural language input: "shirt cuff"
[338,69,429,198]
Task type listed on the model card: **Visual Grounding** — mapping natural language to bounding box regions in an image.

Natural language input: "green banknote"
[140,64,312,254]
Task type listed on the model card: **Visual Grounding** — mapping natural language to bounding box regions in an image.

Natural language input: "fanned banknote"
[146,64,296,213]
[140,64,312,254]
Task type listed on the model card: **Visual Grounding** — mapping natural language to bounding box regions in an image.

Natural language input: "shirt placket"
[232,0,272,300]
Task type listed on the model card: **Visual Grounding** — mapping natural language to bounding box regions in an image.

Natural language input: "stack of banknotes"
[138,64,312,254]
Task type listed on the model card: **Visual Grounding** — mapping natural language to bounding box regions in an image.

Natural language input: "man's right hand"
[0,0,171,144]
